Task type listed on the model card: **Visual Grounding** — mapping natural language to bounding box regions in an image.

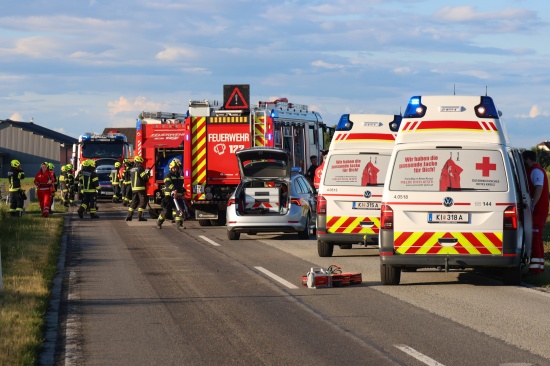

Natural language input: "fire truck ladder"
[142,111,187,122]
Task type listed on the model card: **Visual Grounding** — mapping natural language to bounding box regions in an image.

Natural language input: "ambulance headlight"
[404,96,427,118]
[475,96,499,118]
[336,114,353,131]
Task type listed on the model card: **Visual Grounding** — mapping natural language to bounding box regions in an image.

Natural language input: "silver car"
[226,147,317,240]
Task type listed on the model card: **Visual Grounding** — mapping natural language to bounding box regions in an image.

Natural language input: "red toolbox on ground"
[302,266,362,288]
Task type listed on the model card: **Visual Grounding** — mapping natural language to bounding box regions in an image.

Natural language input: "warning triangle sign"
[224,84,250,110]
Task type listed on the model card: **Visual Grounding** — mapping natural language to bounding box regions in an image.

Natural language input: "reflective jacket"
[130,164,149,191]
[163,170,184,197]
[78,167,100,193]
[8,167,25,192]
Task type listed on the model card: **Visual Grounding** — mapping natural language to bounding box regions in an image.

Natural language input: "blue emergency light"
[81,133,91,141]
[475,96,499,118]
[404,96,427,118]
[336,114,353,131]
[270,109,279,118]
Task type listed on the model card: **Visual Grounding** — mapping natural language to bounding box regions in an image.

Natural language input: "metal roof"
[0,119,78,146]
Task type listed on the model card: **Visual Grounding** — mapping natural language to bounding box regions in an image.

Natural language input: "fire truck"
[134,111,189,214]
[73,131,131,170]
[184,96,331,226]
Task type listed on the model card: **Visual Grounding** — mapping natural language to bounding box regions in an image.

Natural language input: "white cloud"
[156,47,198,61]
[9,112,23,121]
[311,60,345,69]
[434,6,532,22]
[107,96,165,116]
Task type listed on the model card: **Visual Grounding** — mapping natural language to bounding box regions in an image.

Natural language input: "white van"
[316,114,401,257]
[379,95,532,285]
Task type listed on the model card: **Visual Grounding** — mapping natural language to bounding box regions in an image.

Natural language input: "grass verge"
[0,178,65,365]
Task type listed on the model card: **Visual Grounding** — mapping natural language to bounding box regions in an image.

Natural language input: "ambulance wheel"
[502,266,522,286]
[380,263,401,285]
[317,240,334,257]
[227,230,240,240]
[297,215,311,239]
[198,219,211,227]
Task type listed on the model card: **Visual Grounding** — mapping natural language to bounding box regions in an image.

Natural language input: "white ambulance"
[379,95,533,285]
[316,114,401,257]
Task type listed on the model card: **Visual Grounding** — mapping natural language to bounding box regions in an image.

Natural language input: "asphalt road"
[52,201,550,366]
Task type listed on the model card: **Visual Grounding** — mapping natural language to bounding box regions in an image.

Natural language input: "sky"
[1,0,549,149]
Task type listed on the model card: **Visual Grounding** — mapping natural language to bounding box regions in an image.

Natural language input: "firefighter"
[126,156,150,221]
[77,159,100,219]
[121,159,133,207]
[66,164,76,206]
[8,159,25,217]
[47,162,57,212]
[156,159,186,230]
[34,162,54,217]
[59,165,69,207]
[110,161,122,203]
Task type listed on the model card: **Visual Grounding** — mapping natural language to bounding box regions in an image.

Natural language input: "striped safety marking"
[209,116,248,123]
[246,202,279,209]
[394,231,503,255]
[254,114,265,147]
[191,117,207,200]
[333,132,396,142]
[327,216,380,234]
[401,120,498,133]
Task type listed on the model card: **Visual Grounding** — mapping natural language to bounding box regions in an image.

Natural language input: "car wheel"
[297,214,311,239]
[317,240,334,257]
[227,230,240,240]
[380,263,401,285]
[198,219,211,227]
[502,265,522,286]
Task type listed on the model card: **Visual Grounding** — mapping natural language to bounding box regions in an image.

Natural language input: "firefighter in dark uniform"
[47,162,57,212]
[8,159,25,217]
[59,165,70,207]
[156,159,186,230]
[110,161,122,203]
[65,164,76,206]
[126,156,150,222]
[121,159,133,207]
[77,159,100,219]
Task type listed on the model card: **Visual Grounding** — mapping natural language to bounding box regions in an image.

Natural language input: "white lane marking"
[395,345,446,366]
[199,235,221,246]
[255,266,299,289]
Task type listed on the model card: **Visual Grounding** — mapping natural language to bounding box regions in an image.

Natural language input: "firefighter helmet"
[65,164,73,171]
[61,165,67,172]
[81,160,90,167]
[47,162,54,170]
[115,162,121,168]
[134,156,144,163]
[88,160,96,168]
[11,159,21,168]
[169,159,181,169]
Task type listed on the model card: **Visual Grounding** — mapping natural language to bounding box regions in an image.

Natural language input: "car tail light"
[503,205,517,230]
[380,204,393,230]
[317,195,326,214]
[290,198,301,206]
[227,198,235,207]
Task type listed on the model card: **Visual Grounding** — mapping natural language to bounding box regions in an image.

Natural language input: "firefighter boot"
[77,207,84,219]
[138,211,147,222]
[156,219,163,229]
[176,220,186,231]
[90,213,100,219]
[125,211,133,221]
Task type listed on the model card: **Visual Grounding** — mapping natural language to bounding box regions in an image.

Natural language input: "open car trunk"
[235,180,290,216]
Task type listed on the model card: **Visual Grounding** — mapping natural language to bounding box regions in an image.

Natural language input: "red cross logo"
[475,156,496,177]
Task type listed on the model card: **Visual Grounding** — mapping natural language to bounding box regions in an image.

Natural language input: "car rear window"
[389,149,508,192]
[323,153,391,187]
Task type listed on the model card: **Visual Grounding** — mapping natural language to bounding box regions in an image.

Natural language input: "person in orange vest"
[522,150,549,275]
[34,162,54,217]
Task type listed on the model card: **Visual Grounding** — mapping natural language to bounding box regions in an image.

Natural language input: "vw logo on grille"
[364,190,372,198]
[443,197,454,207]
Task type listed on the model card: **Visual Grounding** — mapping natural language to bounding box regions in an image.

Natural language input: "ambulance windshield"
[323,153,390,187]
[389,149,508,192]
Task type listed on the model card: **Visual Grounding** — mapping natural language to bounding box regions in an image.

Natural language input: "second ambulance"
[316,114,401,257]
[379,95,533,285]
